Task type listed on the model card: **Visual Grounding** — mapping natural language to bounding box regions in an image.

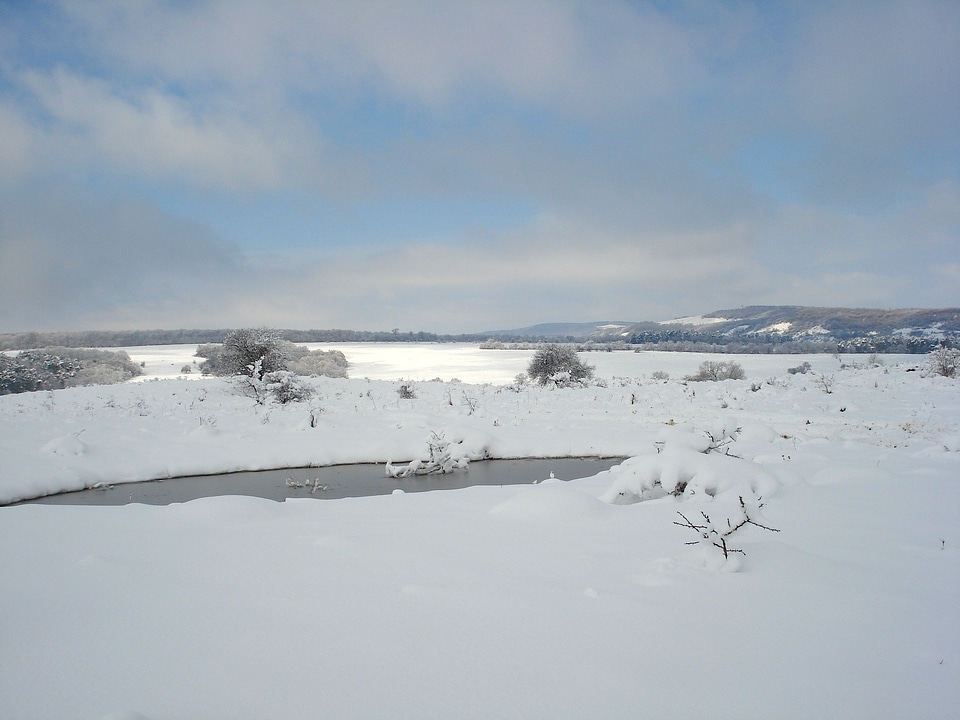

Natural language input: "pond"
[19,457,623,506]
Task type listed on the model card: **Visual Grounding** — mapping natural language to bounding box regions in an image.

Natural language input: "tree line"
[1,327,951,354]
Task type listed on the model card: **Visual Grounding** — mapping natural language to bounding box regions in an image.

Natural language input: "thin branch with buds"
[674,496,780,559]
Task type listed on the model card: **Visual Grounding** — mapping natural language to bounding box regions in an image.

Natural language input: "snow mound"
[600,429,780,504]
[490,481,608,522]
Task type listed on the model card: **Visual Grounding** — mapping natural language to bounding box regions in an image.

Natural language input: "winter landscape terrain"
[1,344,958,719]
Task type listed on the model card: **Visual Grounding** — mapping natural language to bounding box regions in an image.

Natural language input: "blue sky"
[1,0,957,334]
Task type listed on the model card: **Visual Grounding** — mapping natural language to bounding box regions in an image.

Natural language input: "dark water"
[19,458,623,506]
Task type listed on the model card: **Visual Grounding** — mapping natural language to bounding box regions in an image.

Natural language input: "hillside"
[659,306,960,339]
[625,306,960,353]
[2,307,957,354]
[489,306,959,353]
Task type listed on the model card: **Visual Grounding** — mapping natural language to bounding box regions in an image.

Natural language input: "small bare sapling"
[674,495,780,560]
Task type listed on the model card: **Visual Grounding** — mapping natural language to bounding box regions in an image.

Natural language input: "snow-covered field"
[1,345,958,719]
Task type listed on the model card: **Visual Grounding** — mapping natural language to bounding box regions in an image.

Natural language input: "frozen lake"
[125,342,920,385]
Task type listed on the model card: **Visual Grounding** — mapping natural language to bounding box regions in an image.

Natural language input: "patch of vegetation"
[0,347,141,395]
[684,360,745,382]
[197,328,348,379]
[927,346,959,378]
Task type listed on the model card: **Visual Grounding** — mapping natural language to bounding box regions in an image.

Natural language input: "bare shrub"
[684,360,745,382]
[814,373,835,394]
[927,346,959,378]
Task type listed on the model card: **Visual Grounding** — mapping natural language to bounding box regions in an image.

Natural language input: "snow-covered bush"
[927,346,959,378]
[527,344,594,387]
[684,360,745,382]
[235,366,315,405]
[199,329,348,379]
[268,372,316,404]
[601,427,778,504]
[285,348,348,378]
[0,351,80,394]
[0,347,140,395]
[509,373,530,392]
[386,431,469,477]
[787,361,812,375]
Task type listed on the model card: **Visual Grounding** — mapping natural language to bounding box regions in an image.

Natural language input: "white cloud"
[58,0,704,112]
[0,102,35,184]
[0,188,240,331]
[781,1,960,204]
[19,67,322,192]
[0,1,956,332]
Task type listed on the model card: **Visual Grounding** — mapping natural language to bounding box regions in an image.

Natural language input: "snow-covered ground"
[1,346,958,719]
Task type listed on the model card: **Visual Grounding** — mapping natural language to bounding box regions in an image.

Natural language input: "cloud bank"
[1,0,957,333]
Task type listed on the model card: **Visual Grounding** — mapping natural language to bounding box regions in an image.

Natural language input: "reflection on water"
[21,458,622,506]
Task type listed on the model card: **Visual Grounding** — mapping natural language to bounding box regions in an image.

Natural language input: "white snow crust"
[1,345,958,719]
[658,314,730,327]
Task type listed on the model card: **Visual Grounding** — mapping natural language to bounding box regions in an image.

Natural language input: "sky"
[0,0,958,335]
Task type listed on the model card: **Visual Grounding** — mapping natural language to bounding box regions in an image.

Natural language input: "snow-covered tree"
[199,331,349,380]
[201,328,287,379]
[526,344,594,387]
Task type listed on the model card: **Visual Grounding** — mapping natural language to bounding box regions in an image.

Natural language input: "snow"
[758,321,793,334]
[894,323,947,340]
[658,314,730,326]
[1,345,958,719]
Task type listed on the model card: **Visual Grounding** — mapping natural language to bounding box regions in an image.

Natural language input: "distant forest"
[0,326,949,354]
[0,328,490,351]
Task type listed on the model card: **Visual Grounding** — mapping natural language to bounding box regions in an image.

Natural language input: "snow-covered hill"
[652,305,960,345]
[484,306,960,350]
